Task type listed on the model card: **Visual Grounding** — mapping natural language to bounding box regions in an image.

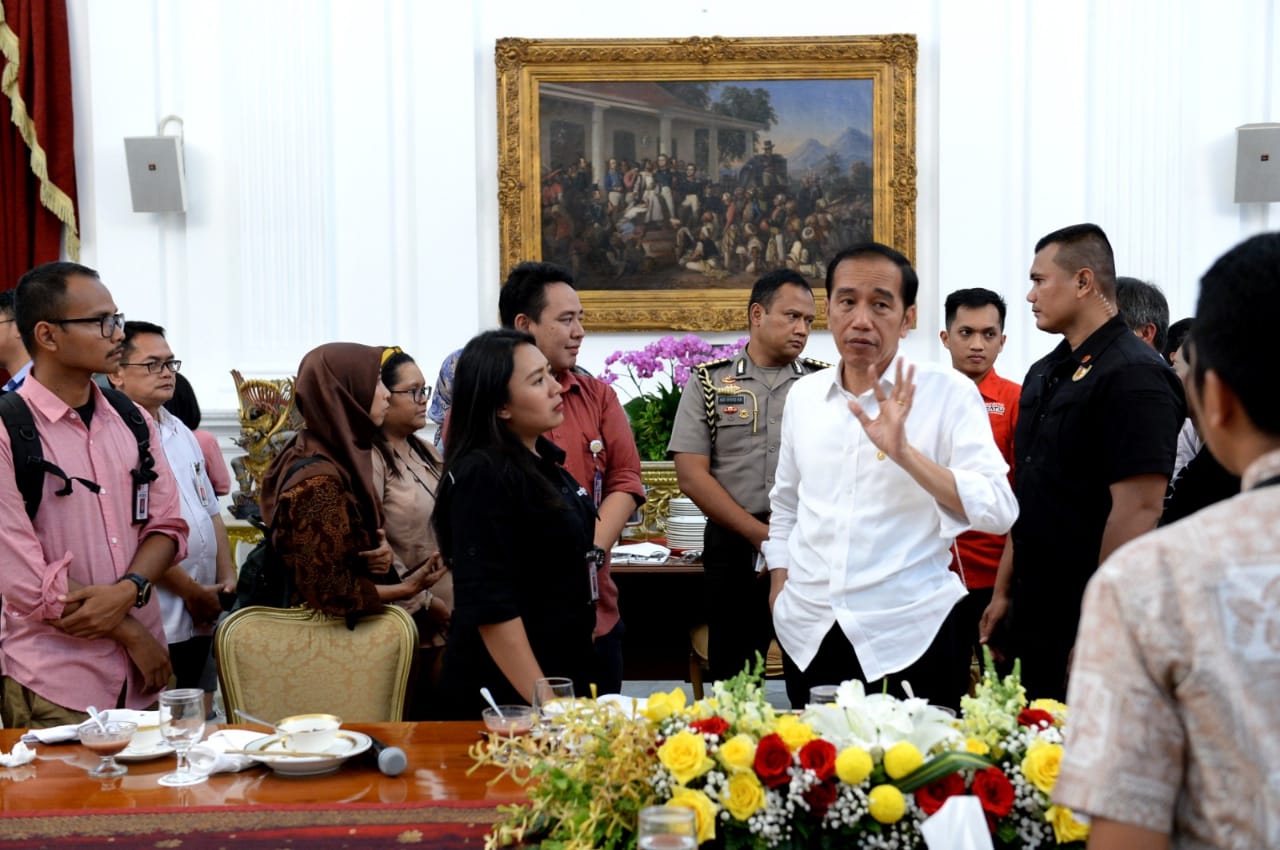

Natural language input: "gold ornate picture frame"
[496,35,917,331]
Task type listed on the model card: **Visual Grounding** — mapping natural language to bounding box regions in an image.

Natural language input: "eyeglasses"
[54,313,125,338]
[119,359,182,374]
[389,386,431,403]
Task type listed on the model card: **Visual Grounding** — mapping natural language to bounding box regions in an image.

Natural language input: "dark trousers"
[955,585,993,670]
[169,636,214,690]
[780,601,970,712]
[593,618,625,695]
[703,516,773,682]
[1010,581,1085,702]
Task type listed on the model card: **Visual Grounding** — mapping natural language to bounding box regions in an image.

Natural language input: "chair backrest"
[216,605,418,723]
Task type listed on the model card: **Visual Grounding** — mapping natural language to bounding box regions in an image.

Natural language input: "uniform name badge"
[588,561,600,603]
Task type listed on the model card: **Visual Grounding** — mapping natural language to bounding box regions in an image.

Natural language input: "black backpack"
[231,456,321,611]
[0,387,158,522]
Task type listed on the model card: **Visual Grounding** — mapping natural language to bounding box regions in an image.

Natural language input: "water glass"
[158,687,208,787]
[532,677,575,733]
[808,684,840,706]
[637,805,697,849]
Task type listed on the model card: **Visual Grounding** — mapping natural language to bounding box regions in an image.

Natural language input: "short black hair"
[1192,232,1280,435]
[14,261,100,351]
[944,287,1007,331]
[1035,223,1116,299]
[749,269,813,315]
[164,372,202,429]
[497,261,575,328]
[1114,276,1170,352]
[1164,317,1193,364]
[824,242,919,308]
[120,320,167,359]
[0,290,14,317]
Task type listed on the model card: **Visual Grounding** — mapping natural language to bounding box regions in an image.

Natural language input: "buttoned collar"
[557,368,586,396]
[825,353,906,400]
[19,372,104,425]
[1050,314,1131,368]
[738,347,808,377]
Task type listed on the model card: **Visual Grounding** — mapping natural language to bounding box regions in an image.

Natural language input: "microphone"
[366,734,407,777]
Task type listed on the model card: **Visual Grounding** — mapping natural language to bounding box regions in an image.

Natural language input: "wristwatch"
[119,573,153,608]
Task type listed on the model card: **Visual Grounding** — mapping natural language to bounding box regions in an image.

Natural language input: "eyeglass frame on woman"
[52,312,126,338]
[388,386,431,404]
[119,359,183,374]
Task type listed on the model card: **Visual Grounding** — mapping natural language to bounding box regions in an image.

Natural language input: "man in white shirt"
[0,291,33,393]
[109,321,236,696]
[763,243,1018,710]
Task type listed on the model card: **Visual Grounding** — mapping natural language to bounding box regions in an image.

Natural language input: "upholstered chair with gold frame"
[216,605,418,722]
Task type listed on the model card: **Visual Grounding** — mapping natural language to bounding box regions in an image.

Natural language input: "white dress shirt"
[2,360,32,393]
[155,408,221,643]
[762,356,1018,680]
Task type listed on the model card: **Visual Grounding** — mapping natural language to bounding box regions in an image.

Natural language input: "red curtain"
[0,0,79,293]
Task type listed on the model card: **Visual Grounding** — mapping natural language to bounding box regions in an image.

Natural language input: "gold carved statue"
[229,369,302,520]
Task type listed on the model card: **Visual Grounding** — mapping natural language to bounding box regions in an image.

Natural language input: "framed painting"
[495,35,917,331]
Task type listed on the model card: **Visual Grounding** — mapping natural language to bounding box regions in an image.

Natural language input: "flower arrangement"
[600,334,746,461]
[472,654,1088,850]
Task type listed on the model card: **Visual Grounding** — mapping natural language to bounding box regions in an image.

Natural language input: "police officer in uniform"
[668,270,827,682]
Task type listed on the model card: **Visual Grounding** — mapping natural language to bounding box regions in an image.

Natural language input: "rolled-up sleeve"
[937,378,1018,538]
[599,383,645,503]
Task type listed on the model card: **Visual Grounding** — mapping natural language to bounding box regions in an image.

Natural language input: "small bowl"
[482,705,536,735]
[277,714,342,752]
[78,720,138,754]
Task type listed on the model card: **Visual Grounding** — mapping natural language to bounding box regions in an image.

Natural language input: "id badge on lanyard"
[589,438,604,508]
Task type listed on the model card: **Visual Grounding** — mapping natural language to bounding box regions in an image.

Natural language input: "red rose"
[1017,708,1055,729]
[913,772,966,816]
[753,733,793,788]
[972,767,1015,817]
[690,716,730,738]
[803,779,838,816]
[797,739,837,782]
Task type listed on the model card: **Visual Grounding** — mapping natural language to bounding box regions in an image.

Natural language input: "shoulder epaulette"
[800,357,831,372]
[695,362,722,448]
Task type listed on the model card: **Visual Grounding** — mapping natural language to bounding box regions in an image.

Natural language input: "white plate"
[115,741,176,761]
[244,730,372,776]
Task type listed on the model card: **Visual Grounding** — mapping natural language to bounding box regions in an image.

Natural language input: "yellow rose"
[1046,805,1091,843]
[658,731,715,785]
[644,688,688,723]
[668,787,717,843]
[867,784,906,824]
[1020,740,1063,794]
[835,746,873,785]
[722,771,767,821]
[774,714,815,751]
[882,741,924,779]
[718,734,757,773]
[965,737,991,756]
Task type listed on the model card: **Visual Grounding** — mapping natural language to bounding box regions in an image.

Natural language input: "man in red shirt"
[500,262,644,695]
[939,288,1020,665]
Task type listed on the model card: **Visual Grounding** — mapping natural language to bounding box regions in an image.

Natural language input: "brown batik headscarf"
[259,342,387,543]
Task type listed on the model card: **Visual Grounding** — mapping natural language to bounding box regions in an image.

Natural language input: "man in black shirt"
[980,224,1184,700]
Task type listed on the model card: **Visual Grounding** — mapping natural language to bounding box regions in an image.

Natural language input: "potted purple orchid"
[600,334,747,461]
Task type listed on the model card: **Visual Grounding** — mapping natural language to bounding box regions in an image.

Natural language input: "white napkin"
[0,741,36,767]
[920,795,995,850]
[610,542,670,564]
[188,729,265,775]
[21,709,154,744]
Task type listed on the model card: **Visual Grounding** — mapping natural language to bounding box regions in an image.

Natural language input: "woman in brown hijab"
[260,343,435,618]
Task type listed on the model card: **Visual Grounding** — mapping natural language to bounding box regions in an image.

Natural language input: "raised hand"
[847,359,916,462]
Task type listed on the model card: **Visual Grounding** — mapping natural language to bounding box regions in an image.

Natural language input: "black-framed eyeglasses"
[389,386,431,403]
[54,312,125,338]
[119,359,182,374]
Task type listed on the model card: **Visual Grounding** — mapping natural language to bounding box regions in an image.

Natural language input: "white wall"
[65,0,1279,448]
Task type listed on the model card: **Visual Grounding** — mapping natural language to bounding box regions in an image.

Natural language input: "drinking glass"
[158,688,208,786]
[78,720,137,779]
[808,684,840,706]
[532,677,575,734]
[637,805,697,850]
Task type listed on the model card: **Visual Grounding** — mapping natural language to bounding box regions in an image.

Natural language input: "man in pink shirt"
[0,262,187,729]
[500,261,645,694]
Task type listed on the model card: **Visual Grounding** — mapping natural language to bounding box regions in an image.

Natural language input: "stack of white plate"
[665,498,707,551]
